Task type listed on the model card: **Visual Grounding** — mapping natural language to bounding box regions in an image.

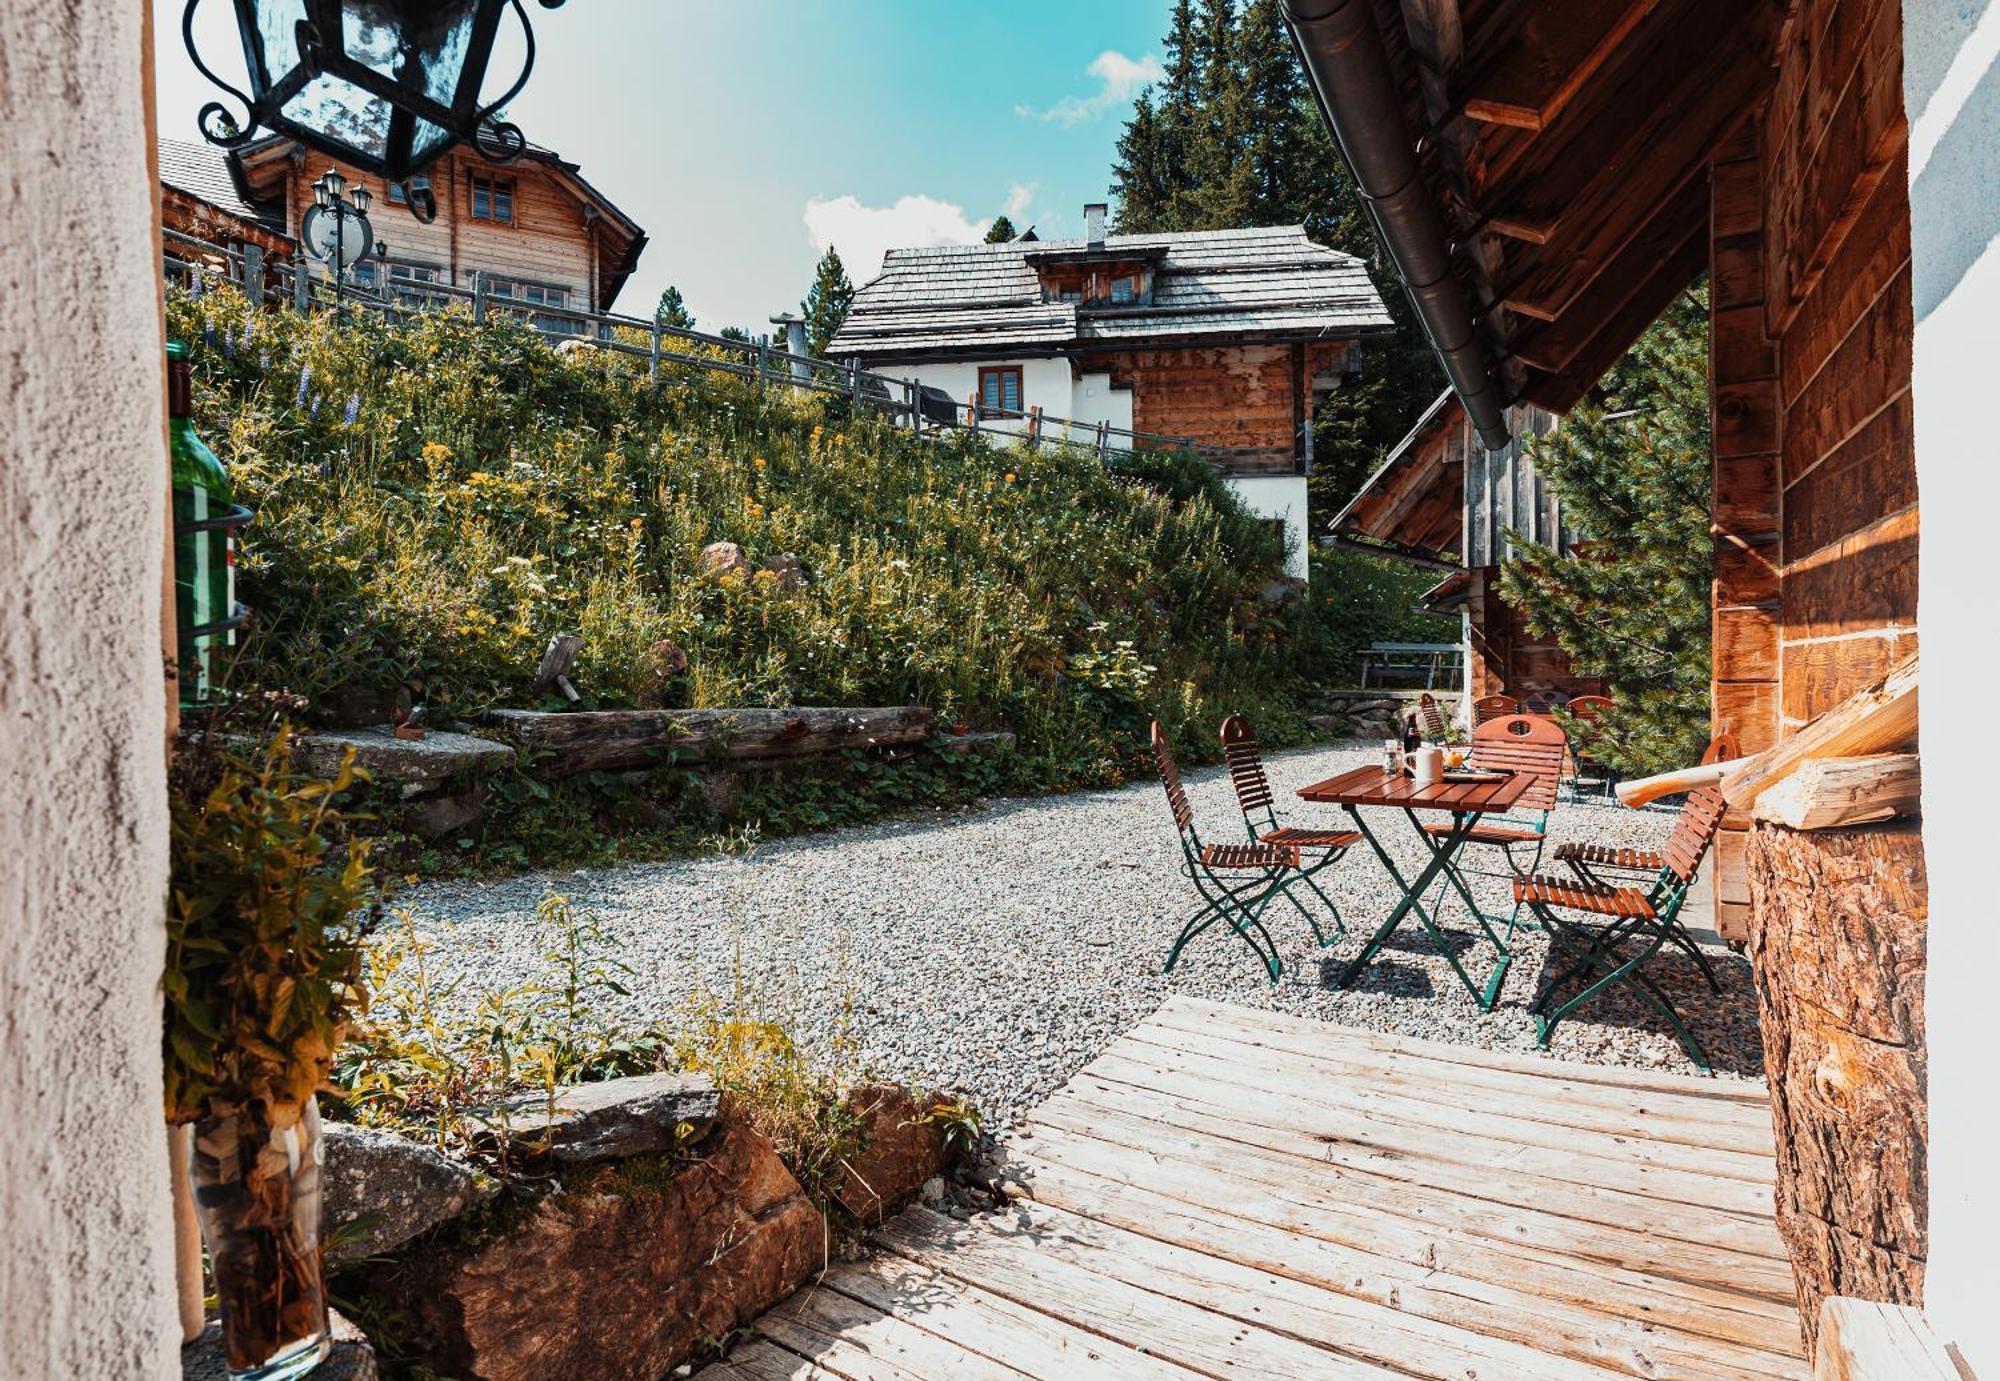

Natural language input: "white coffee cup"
[1411,746,1444,785]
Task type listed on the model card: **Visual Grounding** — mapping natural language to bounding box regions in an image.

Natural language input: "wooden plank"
[1781,267,1913,489]
[1020,1090,1800,1302]
[1720,653,1918,810]
[1783,392,1915,562]
[1462,0,1667,130]
[818,1253,1207,1381]
[1000,1136,1816,1368]
[1040,1075,1790,1263]
[760,1280,1037,1381]
[1000,1135,1805,1359]
[1715,605,1780,683]
[1509,189,1705,375]
[1517,232,1708,412]
[1118,1021,1778,1184]
[1714,450,1782,533]
[870,1208,1399,1380]
[1779,505,1918,642]
[1078,1041,1776,1217]
[1813,1299,1960,1380]
[1159,997,1774,1110]
[702,1339,846,1380]
[1778,146,1911,408]
[1780,631,1919,726]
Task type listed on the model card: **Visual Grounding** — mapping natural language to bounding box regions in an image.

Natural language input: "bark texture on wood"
[1747,821,1927,1356]
[1752,754,1921,831]
[487,706,934,777]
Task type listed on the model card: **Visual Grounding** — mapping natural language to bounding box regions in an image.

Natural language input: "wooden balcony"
[703,997,1804,1379]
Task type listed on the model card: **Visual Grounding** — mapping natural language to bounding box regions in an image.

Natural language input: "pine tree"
[985,215,1017,244]
[800,247,855,358]
[654,284,693,329]
[1111,92,1172,233]
[1498,290,1714,776]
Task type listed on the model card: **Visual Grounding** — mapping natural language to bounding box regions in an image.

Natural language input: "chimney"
[1083,202,1107,248]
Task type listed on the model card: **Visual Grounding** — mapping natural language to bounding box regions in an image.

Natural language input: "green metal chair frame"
[1219,714,1359,945]
[1520,736,1735,1071]
[1149,721,1293,983]
[1421,713,1569,942]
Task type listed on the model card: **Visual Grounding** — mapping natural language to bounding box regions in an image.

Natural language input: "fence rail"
[161,227,1212,465]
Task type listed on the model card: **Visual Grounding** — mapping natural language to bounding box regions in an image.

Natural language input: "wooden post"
[472,272,487,324]
[968,392,980,436]
[1028,404,1043,449]
[908,380,921,433]
[755,333,770,391]
[649,316,661,382]
[242,243,264,303]
[1095,419,1109,458]
[292,259,309,313]
[848,357,860,407]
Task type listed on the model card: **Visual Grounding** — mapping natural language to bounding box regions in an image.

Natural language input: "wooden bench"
[1356,641,1459,689]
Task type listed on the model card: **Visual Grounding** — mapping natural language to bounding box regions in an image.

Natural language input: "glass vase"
[187,1102,330,1380]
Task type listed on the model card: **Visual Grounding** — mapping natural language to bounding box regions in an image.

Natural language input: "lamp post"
[183,0,567,221]
[302,167,381,320]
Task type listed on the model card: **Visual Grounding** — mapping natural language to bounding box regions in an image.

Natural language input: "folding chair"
[1520,734,1735,1070]
[1561,694,1616,800]
[1149,721,1294,983]
[1522,689,1569,714]
[1472,694,1519,726]
[1420,714,1568,942]
[1219,715,1359,944]
[1551,730,1737,991]
[1416,692,1451,743]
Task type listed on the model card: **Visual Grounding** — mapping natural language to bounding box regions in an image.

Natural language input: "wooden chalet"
[159,138,295,259]
[225,134,646,320]
[1331,389,1604,706]
[1281,0,1986,1364]
[830,212,1392,577]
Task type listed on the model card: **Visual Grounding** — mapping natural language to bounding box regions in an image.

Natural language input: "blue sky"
[156,1,1174,330]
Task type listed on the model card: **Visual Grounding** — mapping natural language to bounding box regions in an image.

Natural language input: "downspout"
[1280,0,1512,451]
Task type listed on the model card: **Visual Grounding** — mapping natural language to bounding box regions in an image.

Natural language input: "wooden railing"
[161,227,1207,465]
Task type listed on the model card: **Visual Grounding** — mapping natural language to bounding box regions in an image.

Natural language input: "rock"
[291,726,515,792]
[1256,576,1309,608]
[701,541,750,578]
[1308,715,1345,735]
[323,1123,491,1265]
[757,552,809,591]
[481,1072,720,1167]
[404,784,492,840]
[381,1118,821,1381]
[826,1084,952,1226]
[183,1307,377,1380]
[931,730,1016,758]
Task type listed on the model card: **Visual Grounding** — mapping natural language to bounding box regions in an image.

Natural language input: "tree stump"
[1746,820,1927,1355]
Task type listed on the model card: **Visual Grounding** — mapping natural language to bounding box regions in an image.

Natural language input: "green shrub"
[169,287,1441,849]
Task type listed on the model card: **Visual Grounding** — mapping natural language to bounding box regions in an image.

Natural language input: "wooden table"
[1297,764,1534,1008]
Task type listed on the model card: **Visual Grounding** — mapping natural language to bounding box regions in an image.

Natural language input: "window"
[470,174,514,223]
[480,274,577,334]
[386,180,406,203]
[1058,288,1082,304]
[1109,274,1138,305]
[387,262,442,308]
[978,366,1023,417]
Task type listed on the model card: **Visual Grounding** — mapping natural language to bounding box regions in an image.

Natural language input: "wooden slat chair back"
[1562,694,1616,797]
[1472,694,1519,725]
[1218,716,1360,944]
[1659,731,1737,885]
[1219,714,1277,827]
[1467,714,1568,816]
[1523,690,1569,714]
[1417,692,1450,742]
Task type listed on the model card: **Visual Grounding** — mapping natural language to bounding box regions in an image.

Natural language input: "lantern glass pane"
[249,0,307,89]
[283,72,392,160]
[412,118,453,163]
[340,2,479,107]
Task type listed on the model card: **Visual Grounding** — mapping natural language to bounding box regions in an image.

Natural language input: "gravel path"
[403,743,1764,1128]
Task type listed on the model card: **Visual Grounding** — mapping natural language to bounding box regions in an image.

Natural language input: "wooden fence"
[161,227,1203,464]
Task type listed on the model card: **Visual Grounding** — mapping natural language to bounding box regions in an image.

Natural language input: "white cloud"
[803,193,994,284]
[1017,50,1164,126]
[1003,182,1037,220]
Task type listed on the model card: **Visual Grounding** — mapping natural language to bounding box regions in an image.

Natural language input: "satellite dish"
[301,204,375,270]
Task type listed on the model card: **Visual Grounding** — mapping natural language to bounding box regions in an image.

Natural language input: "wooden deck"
[703,997,1806,1380]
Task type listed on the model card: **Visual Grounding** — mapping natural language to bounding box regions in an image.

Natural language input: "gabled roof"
[830,225,1392,360]
[1329,390,1467,566]
[159,139,287,233]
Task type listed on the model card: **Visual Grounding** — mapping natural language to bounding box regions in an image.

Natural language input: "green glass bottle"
[169,340,236,704]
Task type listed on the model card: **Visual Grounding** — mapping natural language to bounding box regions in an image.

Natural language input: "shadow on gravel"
[1522,944,1764,1077]
[1331,956,1436,998]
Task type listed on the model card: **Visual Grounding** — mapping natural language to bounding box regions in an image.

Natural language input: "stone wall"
[0,1,180,1373]
[1312,691,1461,742]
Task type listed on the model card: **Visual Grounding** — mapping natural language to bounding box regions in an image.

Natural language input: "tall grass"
[169,287,1442,804]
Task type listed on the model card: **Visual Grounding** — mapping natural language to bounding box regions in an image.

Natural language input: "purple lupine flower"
[343,393,360,426]
[295,364,312,406]
[310,395,321,421]
[203,322,217,351]
[259,352,270,372]
[223,328,236,359]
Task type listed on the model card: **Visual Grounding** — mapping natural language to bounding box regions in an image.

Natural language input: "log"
[487,706,935,777]
[535,634,584,704]
[1753,754,1921,831]
[1747,820,1928,1355]
[1721,654,1918,811]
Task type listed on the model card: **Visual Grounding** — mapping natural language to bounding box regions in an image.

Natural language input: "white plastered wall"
[1226,475,1311,581]
[1908,0,2000,1369]
[0,1,178,1374]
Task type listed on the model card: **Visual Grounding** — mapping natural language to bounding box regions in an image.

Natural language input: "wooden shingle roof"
[831,225,1391,359]
[159,139,286,232]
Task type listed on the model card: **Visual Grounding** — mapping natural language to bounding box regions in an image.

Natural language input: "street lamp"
[182,0,567,218]
[302,167,383,319]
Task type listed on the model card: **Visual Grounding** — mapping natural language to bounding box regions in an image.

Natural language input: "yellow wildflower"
[1004,472,1017,485]
[753,456,767,471]
[421,441,452,463]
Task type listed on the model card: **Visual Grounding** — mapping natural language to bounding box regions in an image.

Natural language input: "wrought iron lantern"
[183,0,566,199]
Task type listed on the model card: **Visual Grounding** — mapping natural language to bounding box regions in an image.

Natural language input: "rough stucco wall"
[0,2,178,1376]
[1906,2,2000,1370]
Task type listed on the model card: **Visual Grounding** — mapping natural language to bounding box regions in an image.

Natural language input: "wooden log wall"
[1707,0,1924,1351]
[1093,341,1349,473]
[1461,568,1603,703]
